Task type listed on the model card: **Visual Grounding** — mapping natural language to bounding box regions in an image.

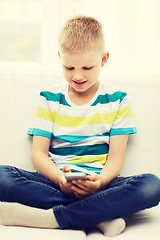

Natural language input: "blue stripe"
[54,132,110,143]
[50,143,109,156]
[40,91,70,106]
[72,163,102,170]
[55,163,102,175]
[110,127,137,135]
[27,128,53,139]
[70,170,101,174]
[91,91,127,106]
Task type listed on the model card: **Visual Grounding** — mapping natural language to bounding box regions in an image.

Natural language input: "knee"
[0,165,14,200]
[140,174,160,204]
[0,165,11,175]
[0,165,13,187]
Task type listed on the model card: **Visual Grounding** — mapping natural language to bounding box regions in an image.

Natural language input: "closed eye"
[65,66,74,70]
[83,66,93,70]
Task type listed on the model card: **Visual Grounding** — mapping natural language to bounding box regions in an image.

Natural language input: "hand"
[58,165,75,196]
[71,174,105,198]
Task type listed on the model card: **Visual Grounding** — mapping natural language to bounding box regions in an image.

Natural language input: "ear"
[101,51,109,67]
[58,51,61,59]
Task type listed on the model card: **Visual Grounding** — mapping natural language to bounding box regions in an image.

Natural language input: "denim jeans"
[0,165,159,229]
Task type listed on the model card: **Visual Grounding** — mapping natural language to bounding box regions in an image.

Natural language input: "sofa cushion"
[0,225,86,240]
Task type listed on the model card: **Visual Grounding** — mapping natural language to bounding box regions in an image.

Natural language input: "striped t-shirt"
[28,82,137,175]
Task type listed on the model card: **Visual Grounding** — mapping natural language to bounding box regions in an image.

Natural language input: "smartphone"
[64,172,87,181]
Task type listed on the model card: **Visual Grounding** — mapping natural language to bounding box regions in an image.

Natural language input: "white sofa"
[0,72,159,239]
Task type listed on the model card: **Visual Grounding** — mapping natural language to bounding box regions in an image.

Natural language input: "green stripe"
[49,143,109,156]
[40,91,70,106]
[27,128,52,138]
[54,132,110,143]
[55,163,103,174]
[91,91,127,106]
[110,127,137,135]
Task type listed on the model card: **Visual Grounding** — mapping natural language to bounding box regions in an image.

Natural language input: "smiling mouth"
[73,80,87,85]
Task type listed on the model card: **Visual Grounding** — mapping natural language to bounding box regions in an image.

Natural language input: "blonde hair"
[58,16,105,53]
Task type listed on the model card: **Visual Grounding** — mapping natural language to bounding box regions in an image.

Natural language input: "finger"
[77,179,97,189]
[60,175,72,188]
[72,180,93,193]
[87,174,99,181]
[76,178,102,193]
[63,164,71,173]
[62,182,75,194]
[74,192,83,198]
[71,185,89,196]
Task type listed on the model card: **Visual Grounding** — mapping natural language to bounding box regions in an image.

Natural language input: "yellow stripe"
[35,106,132,127]
[54,112,116,127]
[35,107,54,122]
[68,154,108,165]
[117,105,133,119]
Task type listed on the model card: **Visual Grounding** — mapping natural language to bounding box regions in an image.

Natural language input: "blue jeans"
[0,165,159,229]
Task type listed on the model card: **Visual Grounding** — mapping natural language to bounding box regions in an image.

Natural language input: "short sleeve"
[27,91,54,139]
[110,94,137,136]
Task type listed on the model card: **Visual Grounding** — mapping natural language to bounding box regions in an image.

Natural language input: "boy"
[0,16,159,237]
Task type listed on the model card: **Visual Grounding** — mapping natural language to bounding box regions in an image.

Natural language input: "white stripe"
[52,135,110,148]
[30,119,53,133]
[49,154,76,162]
[39,96,60,110]
[53,123,113,136]
[49,155,105,169]
[49,154,105,169]
[56,99,130,117]
[112,117,136,129]
[56,102,118,117]
[56,164,95,175]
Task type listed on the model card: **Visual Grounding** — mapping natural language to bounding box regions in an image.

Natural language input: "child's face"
[59,50,108,95]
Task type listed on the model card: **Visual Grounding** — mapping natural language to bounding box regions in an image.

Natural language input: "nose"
[73,71,83,81]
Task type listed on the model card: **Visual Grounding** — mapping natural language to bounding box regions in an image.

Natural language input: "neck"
[68,81,100,106]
